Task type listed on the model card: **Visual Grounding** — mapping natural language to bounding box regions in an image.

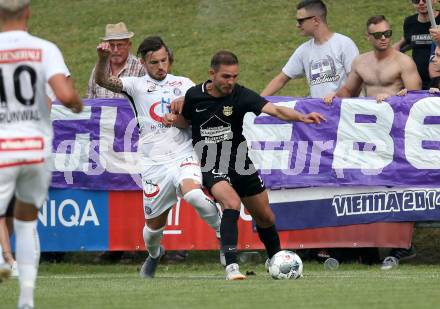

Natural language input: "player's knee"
[220,196,241,211]
[184,188,215,210]
[143,224,165,241]
[255,211,275,227]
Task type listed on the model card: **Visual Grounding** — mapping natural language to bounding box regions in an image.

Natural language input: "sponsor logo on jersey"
[148,98,171,123]
[223,106,233,116]
[200,115,233,143]
[0,49,42,64]
[167,81,182,87]
[173,88,182,96]
[0,137,44,151]
[146,80,158,93]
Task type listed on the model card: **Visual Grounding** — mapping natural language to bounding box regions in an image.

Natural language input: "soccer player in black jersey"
[169,50,325,280]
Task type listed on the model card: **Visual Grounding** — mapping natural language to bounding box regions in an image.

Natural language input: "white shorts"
[142,154,202,219]
[0,160,51,216]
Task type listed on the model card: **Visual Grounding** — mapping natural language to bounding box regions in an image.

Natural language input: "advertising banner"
[37,189,412,251]
[50,92,440,190]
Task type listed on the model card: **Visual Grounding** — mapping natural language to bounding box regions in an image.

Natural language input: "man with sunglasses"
[261,0,359,98]
[393,0,440,90]
[324,15,421,104]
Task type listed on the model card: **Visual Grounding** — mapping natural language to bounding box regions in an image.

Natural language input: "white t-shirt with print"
[282,33,359,98]
[121,73,195,164]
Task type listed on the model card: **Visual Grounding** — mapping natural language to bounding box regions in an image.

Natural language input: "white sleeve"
[43,43,69,81]
[120,76,138,96]
[46,64,70,101]
[282,45,306,79]
[182,77,195,94]
[341,37,359,73]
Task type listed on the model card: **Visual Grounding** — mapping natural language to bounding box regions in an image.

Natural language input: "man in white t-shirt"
[95,36,222,279]
[261,0,359,98]
[0,0,83,307]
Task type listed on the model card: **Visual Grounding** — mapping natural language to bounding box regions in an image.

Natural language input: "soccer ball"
[268,250,303,280]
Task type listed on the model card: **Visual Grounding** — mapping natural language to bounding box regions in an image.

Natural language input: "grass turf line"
[2,262,440,309]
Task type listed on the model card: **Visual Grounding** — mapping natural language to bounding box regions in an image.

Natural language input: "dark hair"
[210,51,239,71]
[366,15,387,29]
[136,36,173,64]
[297,0,327,21]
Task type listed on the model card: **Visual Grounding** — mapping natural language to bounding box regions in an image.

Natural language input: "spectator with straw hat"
[87,22,145,99]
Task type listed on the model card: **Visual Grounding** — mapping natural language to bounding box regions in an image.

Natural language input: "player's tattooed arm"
[95,42,123,93]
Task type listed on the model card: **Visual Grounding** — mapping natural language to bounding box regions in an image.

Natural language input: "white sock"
[0,243,5,264]
[184,189,221,237]
[14,219,40,308]
[143,224,164,258]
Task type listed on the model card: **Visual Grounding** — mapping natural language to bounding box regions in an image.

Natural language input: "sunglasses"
[296,15,316,25]
[411,0,426,4]
[368,29,393,39]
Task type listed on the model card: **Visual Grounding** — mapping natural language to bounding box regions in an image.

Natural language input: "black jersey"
[403,13,440,89]
[182,80,268,171]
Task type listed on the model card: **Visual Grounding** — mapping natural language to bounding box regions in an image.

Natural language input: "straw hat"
[102,22,134,41]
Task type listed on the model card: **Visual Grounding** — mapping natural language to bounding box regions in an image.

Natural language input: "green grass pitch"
[2,259,440,309]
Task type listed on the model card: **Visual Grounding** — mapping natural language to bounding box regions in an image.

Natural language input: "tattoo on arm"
[104,76,123,93]
[95,57,123,93]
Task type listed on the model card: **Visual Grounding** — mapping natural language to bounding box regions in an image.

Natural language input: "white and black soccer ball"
[268,250,303,280]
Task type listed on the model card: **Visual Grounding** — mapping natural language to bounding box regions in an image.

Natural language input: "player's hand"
[396,88,408,96]
[170,96,185,114]
[323,92,336,105]
[162,113,177,126]
[301,112,326,124]
[375,93,391,103]
[97,42,111,59]
[429,87,440,94]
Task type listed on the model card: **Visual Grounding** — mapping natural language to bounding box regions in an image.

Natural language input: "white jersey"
[282,33,359,98]
[0,31,68,163]
[121,73,195,164]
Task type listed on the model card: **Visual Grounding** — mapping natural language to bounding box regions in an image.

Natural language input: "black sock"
[257,225,281,259]
[220,209,240,266]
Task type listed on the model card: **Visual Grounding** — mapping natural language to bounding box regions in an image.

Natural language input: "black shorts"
[202,168,266,198]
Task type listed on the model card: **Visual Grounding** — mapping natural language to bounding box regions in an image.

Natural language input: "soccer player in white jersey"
[95,36,222,278]
[0,0,83,307]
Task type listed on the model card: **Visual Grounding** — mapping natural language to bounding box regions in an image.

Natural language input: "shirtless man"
[429,44,440,91]
[324,15,421,104]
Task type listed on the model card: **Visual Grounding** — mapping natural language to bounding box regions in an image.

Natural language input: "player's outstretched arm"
[261,102,325,124]
[95,42,123,93]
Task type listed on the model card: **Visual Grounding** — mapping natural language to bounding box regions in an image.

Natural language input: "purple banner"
[50,92,440,190]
